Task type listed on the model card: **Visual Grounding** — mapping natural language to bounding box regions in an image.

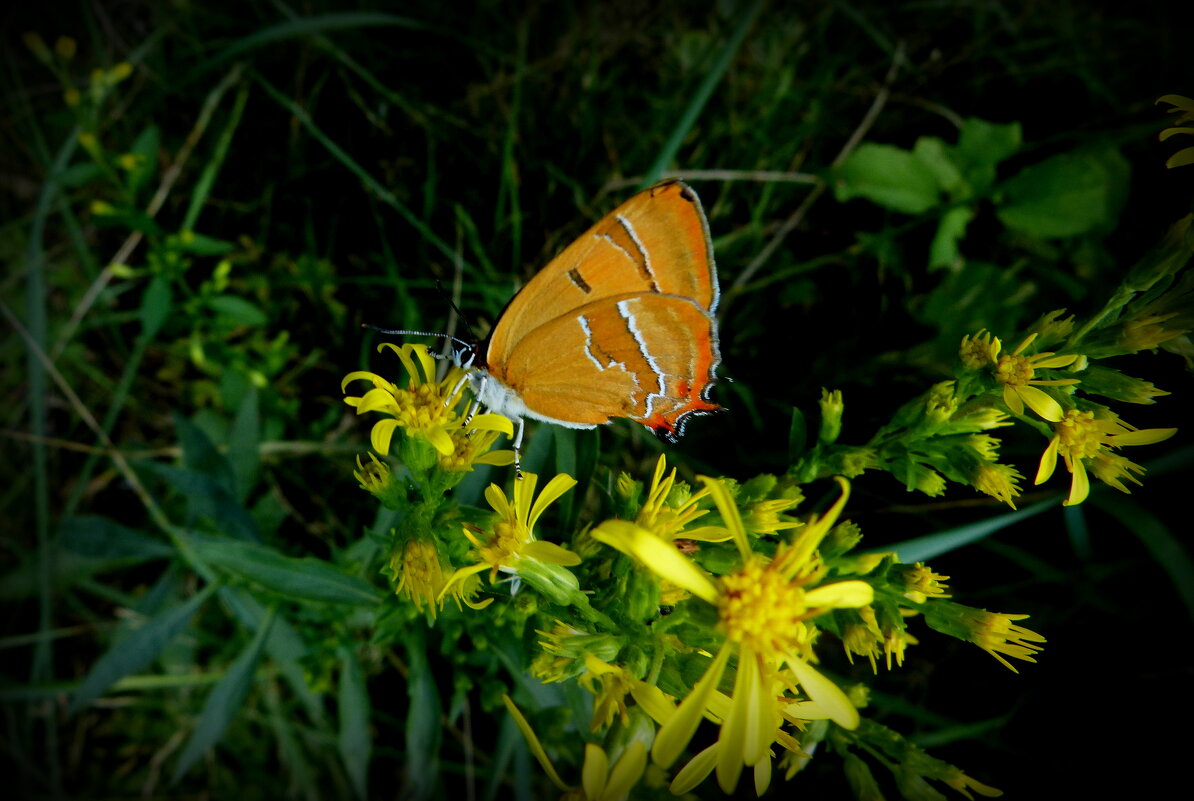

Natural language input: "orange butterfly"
[387,179,721,472]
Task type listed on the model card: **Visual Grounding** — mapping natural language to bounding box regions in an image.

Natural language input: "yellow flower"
[634,454,726,543]
[343,343,512,466]
[1034,408,1177,505]
[503,695,648,801]
[971,462,1023,509]
[388,539,448,618]
[988,333,1080,421]
[441,472,581,599]
[899,562,951,603]
[593,477,872,794]
[924,601,1045,673]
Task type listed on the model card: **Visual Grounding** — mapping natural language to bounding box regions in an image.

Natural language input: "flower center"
[719,560,809,657]
[1056,409,1102,460]
[993,353,1034,386]
[395,384,458,430]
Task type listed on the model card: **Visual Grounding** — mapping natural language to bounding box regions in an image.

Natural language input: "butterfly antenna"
[360,323,472,351]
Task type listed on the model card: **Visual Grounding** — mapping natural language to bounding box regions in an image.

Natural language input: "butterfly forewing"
[487,180,717,365]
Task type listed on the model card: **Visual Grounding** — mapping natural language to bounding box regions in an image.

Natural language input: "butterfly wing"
[487,179,717,364]
[491,293,720,441]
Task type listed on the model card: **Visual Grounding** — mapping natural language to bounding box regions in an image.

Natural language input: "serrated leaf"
[339,646,372,799]
[833,143,941,214]
[172,608,276,782]
[205,294,267,326]
[191,537,382,606]
[69,582,218,714]
[996,148,1130,237]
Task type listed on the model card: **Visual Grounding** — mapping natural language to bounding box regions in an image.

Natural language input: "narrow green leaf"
[146,462,259,541]
[172,607,276,782]
[1094,494,1194,624]
[126,124,160,197]
[204,294,267,326]
[403,635,441,799]
[175,413,236,492]
[227,387,260,503]
[338,646,371,800]
[69,582,218,714]
[140,276,172,340]
[59,516,173,562]
[880,499,1056,563]
[191,537,382,606]
[175,232,237,256]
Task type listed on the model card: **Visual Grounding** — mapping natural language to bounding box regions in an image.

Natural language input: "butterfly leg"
[512,417,525,479]
[446,372,470,407]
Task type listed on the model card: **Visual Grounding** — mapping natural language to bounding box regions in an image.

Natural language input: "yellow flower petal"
[527,474,578,532]
[522,540,582,567]
[469,413,515,437]
[582,743,608,801]
[1016,385,1063,421]
[1035,436,1060,485]
[786,655,858,730]
[653,643,731,768]
[1113,427,1177,447]
[501,695,569,792]
[1001,384,1024,415]
[670,743,719,796]
[603,741,646,801]
[699,477,751,560]
[591,521,719,604]
[371,419,399,455]
[1064,458,1090,506]
[425,425,456,455]
[805,580,874,610]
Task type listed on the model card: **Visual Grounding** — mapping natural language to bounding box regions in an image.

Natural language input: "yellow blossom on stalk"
[634,455,726,542]
[971,462,1023,508]
[342,343,512,465]
[958,331,1000,369]
[1034,408,1177,505]
[503,695,648,801]
[389,539,448,617]
[593,477,873,794]
[441,472,580,597]
[981,332,1080,421]
[924,601,1045,673]
[353,453,391,494]
[842,606,884,672]
[899,562,951,603]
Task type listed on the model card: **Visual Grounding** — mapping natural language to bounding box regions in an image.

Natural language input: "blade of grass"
[338,644,371,800]
[639,0,763,187]
[1093,493,1194,625]
[878,498,1056,563]
[253,72,466,271]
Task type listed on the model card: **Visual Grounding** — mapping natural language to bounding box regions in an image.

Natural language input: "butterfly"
[384,179,721,474]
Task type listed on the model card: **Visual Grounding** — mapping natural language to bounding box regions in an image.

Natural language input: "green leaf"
[147,462,259,541]
[205,294,268,326]
[172,607,276,782]
[958,118,1021,164]
[403,635,441,799]
[58,516,172,562]
[58,162,103,187]
[339,646,372,800]
[928,205,976,270]
[1093,494,1194,625]
[140,276,172,339]
[879,499,1056,563]
[190,537,382,606]
[227,387,260,503]
[912,136,965,196]
[996,147,1130,237]
[69,582,218,714]
[175,232,237,256]
[126,125,160,197]
[175,412,236,493]
[833,143,941,214]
